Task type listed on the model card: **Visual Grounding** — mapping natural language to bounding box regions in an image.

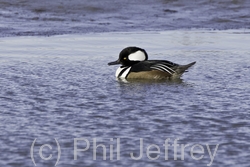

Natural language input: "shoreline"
[1,28,250,38]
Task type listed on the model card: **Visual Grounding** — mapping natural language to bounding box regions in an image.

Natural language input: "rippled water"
[1,30,250,167]
[1,0,250,36]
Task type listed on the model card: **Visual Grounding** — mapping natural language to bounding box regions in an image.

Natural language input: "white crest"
[128,51,146,61]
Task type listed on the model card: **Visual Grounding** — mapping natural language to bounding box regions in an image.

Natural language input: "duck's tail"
[175,61,196,76]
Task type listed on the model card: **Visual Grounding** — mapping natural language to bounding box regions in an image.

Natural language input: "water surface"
[0,30,250,167]
[1,0,250,36]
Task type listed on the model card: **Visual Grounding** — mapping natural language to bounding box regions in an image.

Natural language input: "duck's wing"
[130,60,179,75]
[149,60,179,75]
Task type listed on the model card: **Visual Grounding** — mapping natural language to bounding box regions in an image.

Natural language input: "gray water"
[1,0,250,37]
[1,30,250,167]
[1,0,250,166]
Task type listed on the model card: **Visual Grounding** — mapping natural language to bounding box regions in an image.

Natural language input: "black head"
[108,46,148,66]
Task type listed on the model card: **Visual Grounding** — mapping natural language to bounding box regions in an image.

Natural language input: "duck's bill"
[108,60,120,65]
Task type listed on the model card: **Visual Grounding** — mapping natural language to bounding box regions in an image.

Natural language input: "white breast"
[115,67,131,78]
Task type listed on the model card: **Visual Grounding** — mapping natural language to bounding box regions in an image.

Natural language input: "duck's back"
[126,60,178,79]
[126,60,195,79]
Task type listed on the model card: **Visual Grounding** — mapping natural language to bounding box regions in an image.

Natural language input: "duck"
[108,46,196,80]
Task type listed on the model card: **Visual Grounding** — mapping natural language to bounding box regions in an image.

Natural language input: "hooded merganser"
[108,46,196,80]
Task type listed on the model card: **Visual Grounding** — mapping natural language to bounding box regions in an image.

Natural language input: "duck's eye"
[123,57,127,60]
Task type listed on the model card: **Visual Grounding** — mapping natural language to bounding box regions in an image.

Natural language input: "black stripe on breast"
[118,67,130,77]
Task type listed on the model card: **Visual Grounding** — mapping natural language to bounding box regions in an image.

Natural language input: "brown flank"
[127,70,172,79]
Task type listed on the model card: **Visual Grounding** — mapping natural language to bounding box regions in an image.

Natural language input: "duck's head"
[108,46,148,66]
